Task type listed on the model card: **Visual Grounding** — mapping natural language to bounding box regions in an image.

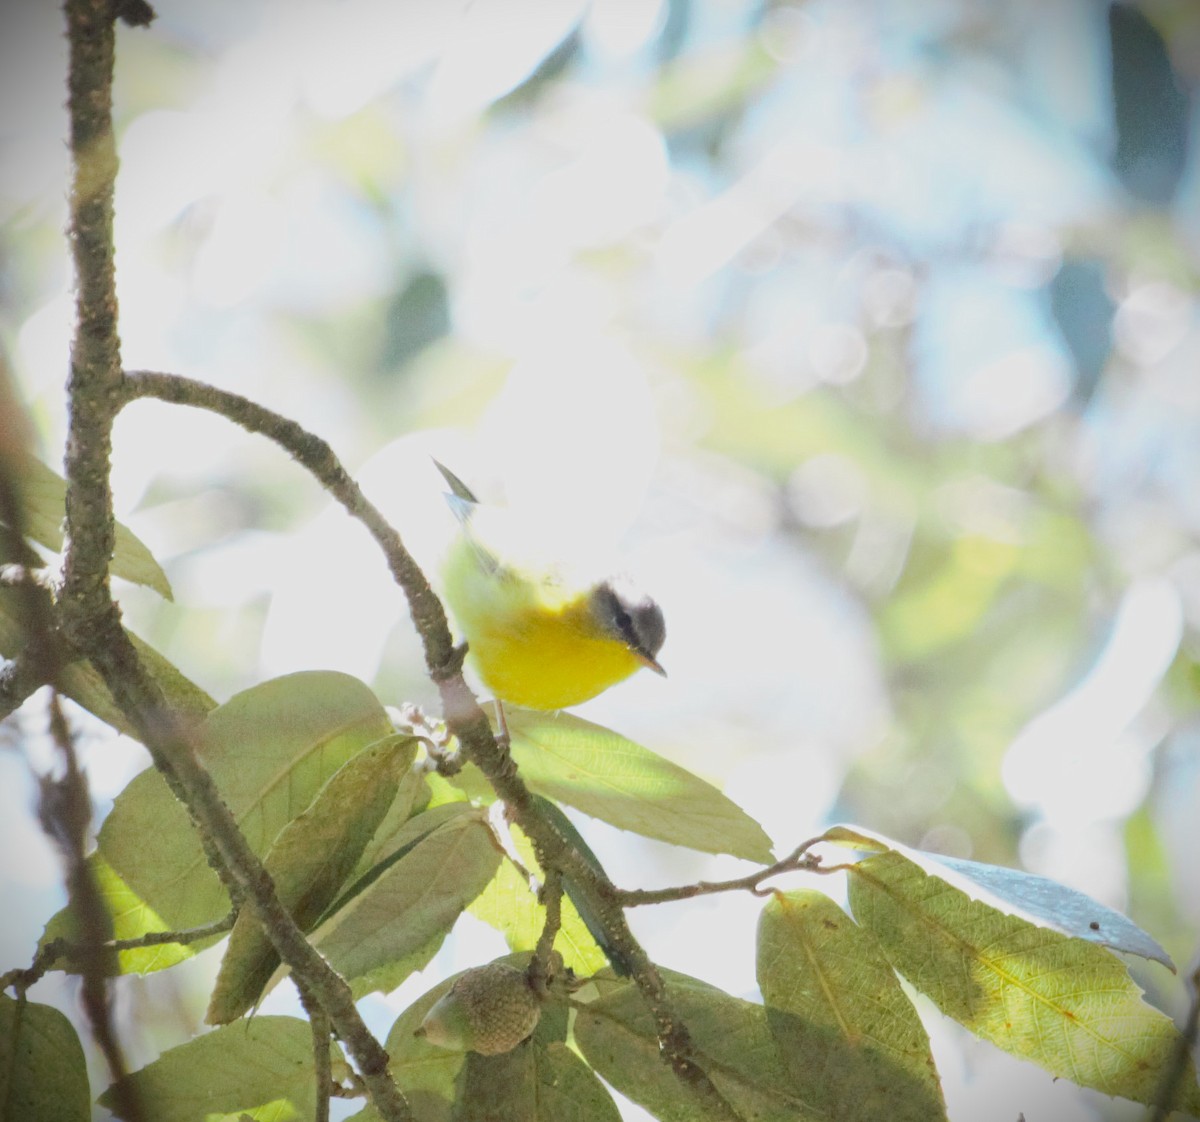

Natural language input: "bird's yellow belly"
[466,607,643,710]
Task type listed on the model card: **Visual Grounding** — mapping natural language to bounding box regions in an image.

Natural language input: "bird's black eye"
[592,580,665,662]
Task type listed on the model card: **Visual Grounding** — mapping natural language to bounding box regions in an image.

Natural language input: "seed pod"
[416,962,541,1056]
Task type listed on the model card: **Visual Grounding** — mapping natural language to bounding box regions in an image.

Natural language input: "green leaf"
[39,854,209,975]
[338,801,477,911]
[347,757,430,880]
[0,590,214,737]
[98,671,392,930]
[207,734,419,1024]
[847,850,1200,1114]
[98,1017,325,1121]
[310,806,502,996]
[469,822,608,977]
[757,889,947,1122]
[12,455,173,599]
[0,995,90,1122]
[453,1041,622,1122]
[821,825,1174,968]
[506,709,773,863]
[574,969,830,1122]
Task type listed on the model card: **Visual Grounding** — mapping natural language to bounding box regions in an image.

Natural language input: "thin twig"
[298,983,333,1122]
[528,871,563,997]
[3,914,236,996]
[609,839,826,907]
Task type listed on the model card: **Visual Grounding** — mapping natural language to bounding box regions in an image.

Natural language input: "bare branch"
[611,838,827,907]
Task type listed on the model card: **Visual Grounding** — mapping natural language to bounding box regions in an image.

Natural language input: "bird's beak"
[638,652,667,677]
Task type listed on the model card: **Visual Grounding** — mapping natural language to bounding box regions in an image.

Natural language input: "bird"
[435,461,666,713]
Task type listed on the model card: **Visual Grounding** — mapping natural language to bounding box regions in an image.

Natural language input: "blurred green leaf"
[207,734,418,1024]
[647,41,779,131]
[12,455,173,599]
[98,1017,326,1121]
[310,806,501,996]
[0,994,90,1122]
[757,889,947,1122]
[507,709,773,863]
[98,671,392,930]
[380,270,450,370]
[0,589,214,736]
[846,849,1200,1113]
[880,534,1018,662]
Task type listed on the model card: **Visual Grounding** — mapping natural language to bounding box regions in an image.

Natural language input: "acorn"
[415,962,541,1056]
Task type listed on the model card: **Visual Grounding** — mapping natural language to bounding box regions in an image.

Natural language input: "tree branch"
[0,650,44,722]
[120,369,742,1119]
[57,7,411,1120]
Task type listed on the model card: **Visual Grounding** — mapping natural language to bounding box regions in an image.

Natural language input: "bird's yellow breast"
[441,537,644,710]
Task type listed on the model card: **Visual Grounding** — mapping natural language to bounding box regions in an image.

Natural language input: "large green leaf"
[821,825,1173,968]
[574,970,830,1122]
[506,709,773,863]
[207,734,418,1024]
[97,1016,326,1121]
[453,1041,621,1122]
[98,671,393,930]
[847,850,1200,1114]
[757,889,947,1122]
[0,995,90,1122]
[12,455,172,599]
[310,806,502,996]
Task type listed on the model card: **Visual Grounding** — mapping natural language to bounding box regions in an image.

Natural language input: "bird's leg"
[494,699,511,749]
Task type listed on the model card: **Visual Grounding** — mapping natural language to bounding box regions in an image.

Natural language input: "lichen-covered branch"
[56,5,411,1119]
